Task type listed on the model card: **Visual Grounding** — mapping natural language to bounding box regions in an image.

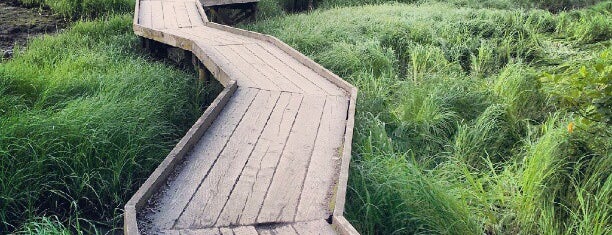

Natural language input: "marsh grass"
[2,0,609,233]
[17,0,134,18]
[0,15,219,233]
[247,1,611,234]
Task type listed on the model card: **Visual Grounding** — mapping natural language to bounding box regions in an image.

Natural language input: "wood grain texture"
[200,0,259,7]
[176,90,280,228]
[151,1,164,30]
[216,93,302,226]
[185,1,205,27]
[296,96,348,221]
[258,43,345,96]
[214,45,281,91]
[146,88,258,231]
[332,216,360,235]
[174,2,192,28]
[245,43,323,94]
[227,44,302,93]
[129,0,359,233]
[162,1,178,29]
[293,220,336,235]
[257,95,326,223]
[138,1,152,27]
[232,226,258,235]
[176,228,221,235]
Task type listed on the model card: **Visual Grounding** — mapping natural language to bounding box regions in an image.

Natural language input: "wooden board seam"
[124,80,237,235]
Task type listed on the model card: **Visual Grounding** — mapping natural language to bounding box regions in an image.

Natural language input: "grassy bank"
[246,1,611,234]
[0,15,218,233]
[16,0,134,18]
[2,0,610,233]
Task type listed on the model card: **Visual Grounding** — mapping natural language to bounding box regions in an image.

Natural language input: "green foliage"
[2,0,610,233]
[18,0,134,18]
[248,1,612,234]
[12,216,71,235]
[540,49,612,124]
[257,0,608,15]
[0,15,218,232]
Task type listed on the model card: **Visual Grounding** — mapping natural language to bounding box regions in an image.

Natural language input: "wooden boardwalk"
[125,1,358,234]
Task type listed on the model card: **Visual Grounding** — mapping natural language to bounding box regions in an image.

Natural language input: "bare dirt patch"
[0,1,67,57]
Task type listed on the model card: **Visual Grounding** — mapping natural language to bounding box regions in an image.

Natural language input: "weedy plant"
[0,15,220,233]
[2,0,610,233]
[246,1,611,234]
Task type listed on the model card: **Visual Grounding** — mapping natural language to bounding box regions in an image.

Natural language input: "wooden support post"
[195,59,210,82]
[251,3,258,22]
[140,37,146,49]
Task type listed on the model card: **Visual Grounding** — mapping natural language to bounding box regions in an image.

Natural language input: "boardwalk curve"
[124,1,358,234]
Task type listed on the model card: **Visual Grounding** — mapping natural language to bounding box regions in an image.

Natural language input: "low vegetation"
[16,0,134,18]
[1,0,609,234]
[0,15,218,233]
[247,1,611,234]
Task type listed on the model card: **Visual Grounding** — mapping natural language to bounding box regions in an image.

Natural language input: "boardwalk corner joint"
[126,0,359,234]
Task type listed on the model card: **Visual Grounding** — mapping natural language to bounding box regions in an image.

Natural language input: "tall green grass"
[0,15,218,233]
[254,0,608,20]
[17,0,134,18]
[247,1,611,234]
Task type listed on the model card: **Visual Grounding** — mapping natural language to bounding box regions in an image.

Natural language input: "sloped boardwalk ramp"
[125,0,358,234]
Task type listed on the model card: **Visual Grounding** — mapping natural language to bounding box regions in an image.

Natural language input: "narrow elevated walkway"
[125,1,358,234]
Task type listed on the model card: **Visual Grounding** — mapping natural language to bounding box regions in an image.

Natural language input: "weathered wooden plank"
[232,226,258,235]
[178,228,221,235]
[223,44,298,92]
[151,1,165,30]
[174,2,192,28]
[203,27,258,45]
[215,92,300,226]
[293,220,336,235]
[217,45,278,89]
[185,1,205,27]
[170,27,227,46]
[296,96,348,221]
[219,227,234,235]
[245,43,325,95]
[125,81,237,235]
[176,90,281,228]
[195,42,258,88]
[162,1,179,29]
[256,229,274,235]
[259,42,345,96]
[257,95,326,223]
[229,44,302,93]
[164,229,181,235]
[130,0,361,232]
[190,28,245,45]
[206,44,259,87]
[215,45,280,91]
[332,89,357,217]
[138,1,153,28]
[200,0,258,7]
[333,216,360,235]
[265,35,355,93]
[145,88,258,230]
[235,93,303,226]
[274,224,299,235]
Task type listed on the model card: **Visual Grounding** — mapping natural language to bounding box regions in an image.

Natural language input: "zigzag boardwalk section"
[124,0,359,234]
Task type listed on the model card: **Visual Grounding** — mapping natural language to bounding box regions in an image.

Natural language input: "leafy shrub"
[540,49,612,124]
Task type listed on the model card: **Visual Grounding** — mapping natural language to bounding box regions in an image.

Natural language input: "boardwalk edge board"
[124,81,237,234]
[127,1,359,234]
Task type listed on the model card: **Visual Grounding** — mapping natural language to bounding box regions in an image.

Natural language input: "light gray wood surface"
[128,0,359,234]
